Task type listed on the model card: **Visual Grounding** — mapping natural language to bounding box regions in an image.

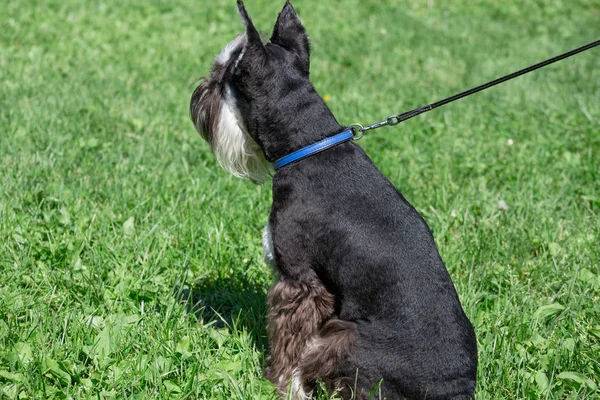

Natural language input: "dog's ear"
[270,1,310,74]
[237,0,267,60]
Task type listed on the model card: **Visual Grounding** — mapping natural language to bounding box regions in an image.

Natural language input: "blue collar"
[273,129,354,170]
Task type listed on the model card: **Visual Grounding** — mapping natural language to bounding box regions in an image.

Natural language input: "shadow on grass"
[176,274,269,350]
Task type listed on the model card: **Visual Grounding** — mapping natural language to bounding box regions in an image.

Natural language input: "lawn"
[1,0,599,398]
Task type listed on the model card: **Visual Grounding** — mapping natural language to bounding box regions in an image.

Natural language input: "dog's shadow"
[176,273,269,350]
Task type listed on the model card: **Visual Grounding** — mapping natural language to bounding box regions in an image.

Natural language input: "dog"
[190,1,477,398]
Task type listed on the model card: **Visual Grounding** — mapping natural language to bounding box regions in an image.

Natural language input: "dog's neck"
[255,93,343,162]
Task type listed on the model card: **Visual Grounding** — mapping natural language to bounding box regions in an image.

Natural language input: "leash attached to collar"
[350,39,600,138]
[274,39,599,170]
[273,129,354,170]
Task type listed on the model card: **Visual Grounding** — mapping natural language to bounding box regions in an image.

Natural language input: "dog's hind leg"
[298,319,358,398]
[265,277,334,399]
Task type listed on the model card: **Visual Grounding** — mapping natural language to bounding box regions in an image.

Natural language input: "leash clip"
[386,116,401,126]
[348,123,365,140]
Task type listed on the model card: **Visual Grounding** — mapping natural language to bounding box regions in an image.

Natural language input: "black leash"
[350,39,600,139]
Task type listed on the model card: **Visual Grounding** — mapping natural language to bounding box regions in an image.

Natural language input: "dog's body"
[191,2,477,398]
[264,142,478,399]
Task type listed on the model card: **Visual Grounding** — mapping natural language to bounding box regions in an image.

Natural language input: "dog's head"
[191,1,338,183]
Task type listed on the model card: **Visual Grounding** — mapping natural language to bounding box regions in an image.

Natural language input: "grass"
[1,0,599,398]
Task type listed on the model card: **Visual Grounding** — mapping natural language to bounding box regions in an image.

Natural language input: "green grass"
[1,0,599,398]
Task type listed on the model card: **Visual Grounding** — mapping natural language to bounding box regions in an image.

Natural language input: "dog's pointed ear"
[237,0,267,59]
[270,1,310,74]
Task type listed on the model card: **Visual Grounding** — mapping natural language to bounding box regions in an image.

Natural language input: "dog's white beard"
[210,35,272,183]
[213,92,272,183]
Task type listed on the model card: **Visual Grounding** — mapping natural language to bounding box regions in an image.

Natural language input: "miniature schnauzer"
[190,1,477,399]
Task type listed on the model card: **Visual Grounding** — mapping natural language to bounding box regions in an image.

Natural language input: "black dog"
[190,1,477,398]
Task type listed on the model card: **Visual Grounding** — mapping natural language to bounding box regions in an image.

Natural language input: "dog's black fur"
[191,2,477,399]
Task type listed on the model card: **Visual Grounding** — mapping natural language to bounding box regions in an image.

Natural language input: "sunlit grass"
[1,0,599,398]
